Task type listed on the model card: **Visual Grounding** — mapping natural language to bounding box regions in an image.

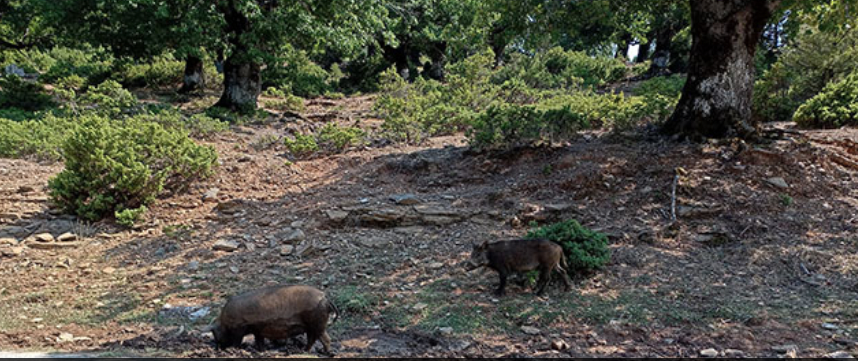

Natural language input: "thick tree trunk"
[214,0,259,112]
[663,0,781,139]
[214,54,261,112]
[648,26,676,75]
[178,55,205,93]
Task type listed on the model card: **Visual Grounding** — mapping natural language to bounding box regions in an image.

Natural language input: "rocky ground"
[1,96,858,358]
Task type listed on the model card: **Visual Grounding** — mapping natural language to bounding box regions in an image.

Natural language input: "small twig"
[739,225,752,238]
[670,174,679,222]
[800,262,811,276]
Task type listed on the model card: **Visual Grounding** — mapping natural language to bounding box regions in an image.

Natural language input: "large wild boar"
[466,239,572,296]
[211,285,338,354]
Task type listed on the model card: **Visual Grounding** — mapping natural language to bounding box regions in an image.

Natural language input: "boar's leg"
[536,265,552,296]
[495,272,508,296]
[319,331,334,355]
[304,331,320,353]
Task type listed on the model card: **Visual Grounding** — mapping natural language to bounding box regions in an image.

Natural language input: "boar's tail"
[326,298,339,325]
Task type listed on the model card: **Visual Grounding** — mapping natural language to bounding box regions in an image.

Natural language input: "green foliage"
[262,94,305,113]
[494,47,628,89]
[115,206,147,227]
[77,80,138,116]
[134,108,229,138]
[283,134,319,157]
[39,46,115,86]
[794,71,858,128]
[317,123,366,150]
[0,114,75,160]
[262,46,333,98]
[0,75,54,112]
[634,75,685,123]
[48,115,217,221]
[114,54,183,88]
[525,219,611,274]
[754,27,858,122]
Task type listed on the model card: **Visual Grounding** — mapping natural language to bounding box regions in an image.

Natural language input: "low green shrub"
[0,75,54,111]
[48,115,217,221]
[494,47,628,89]
[794,71,858,128]
[262,45,332,97]
[115,54,183,88]
[77,80,138,116]
[284,133,319,156]
[0,114,75,160]
[317,123,366,150]
[133,108,229,138]
[262,94,305,112]
[525,219,611,274]
[634,75,685,123]
[115,206,147,227]
[40,46,115,86]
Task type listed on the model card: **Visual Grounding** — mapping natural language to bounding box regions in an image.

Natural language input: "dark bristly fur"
[466,238,572,296]
[212,285,338,354]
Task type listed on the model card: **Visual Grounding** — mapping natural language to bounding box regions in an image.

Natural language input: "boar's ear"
[476,240,489,249]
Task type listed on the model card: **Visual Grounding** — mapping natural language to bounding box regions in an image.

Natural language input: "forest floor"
[1,93,858,358]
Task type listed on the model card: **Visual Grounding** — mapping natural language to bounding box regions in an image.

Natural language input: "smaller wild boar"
[212,285,338,354]
[466,239,572,296]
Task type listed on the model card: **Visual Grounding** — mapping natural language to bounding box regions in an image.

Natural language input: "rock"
[229,266,239,274]
[390,194,421,205]
[0,237,17,245]
[1,246,24,257]
[449,340,472,352]
[34,233,55,243]
[520,326,541,335]
[31,318,43,323]
[203,188,220,202]
[189,307,210,320]
[215,200,243,215]
[725,349,745,357]
[17,185,35,193]
[414,203,460,217]
[281,229,306,243]
[102,267,116,275]
[551,339,570,351]
[56,232,77,242]
[823,323,840,330]
[325,209,350,222]
[188,261,199,271]
[27,242,80,250]
[58,332,74,343]
[5,64,26,77]
[428,262,444,269]
[543,204,572,212]
[700,348,718,358]
[421,215,459,225]
[437,327,454,336]
[212,239,240,252]
[826,351,854,359]
[394,226,424,235]
[412,303,428,311]
[767,177,789,189]
[280,245,294,256]
[772,344,797,354]
[358,208,406,225]
[290,220,305,228]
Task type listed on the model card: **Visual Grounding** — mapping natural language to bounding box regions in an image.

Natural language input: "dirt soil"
[1,95,858,358]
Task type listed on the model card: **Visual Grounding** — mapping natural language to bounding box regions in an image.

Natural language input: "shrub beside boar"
[466,238,572,296]
[212,285,338,354]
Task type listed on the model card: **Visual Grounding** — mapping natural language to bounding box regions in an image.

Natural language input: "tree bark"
[663,0,781,139]
[178,55,205,94]
[648,26,676,75]
[214,0,260,112]
[214,55,261,112]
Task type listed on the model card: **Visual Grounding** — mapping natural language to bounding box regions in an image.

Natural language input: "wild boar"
[212,285,338,354]
[466,238,572,296]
